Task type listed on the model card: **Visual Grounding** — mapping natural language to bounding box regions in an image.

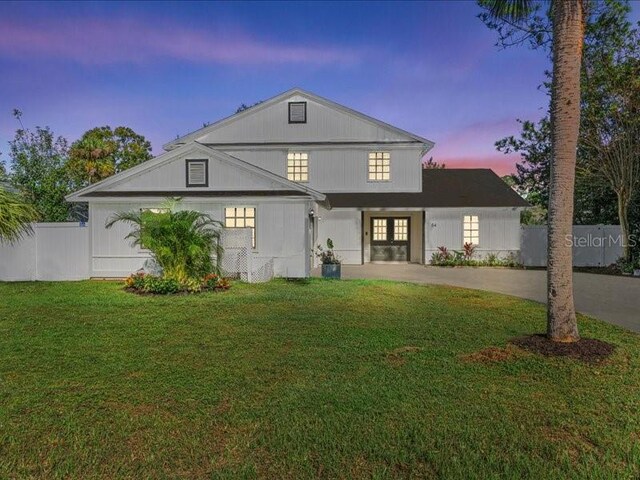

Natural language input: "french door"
[370,217,410,262]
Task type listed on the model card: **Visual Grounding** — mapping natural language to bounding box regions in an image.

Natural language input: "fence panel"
[520,225,623,267]
[0,223,89,281]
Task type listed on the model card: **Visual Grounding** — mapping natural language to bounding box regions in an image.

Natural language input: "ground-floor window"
[463,215,479,245]
[225,207,256,248]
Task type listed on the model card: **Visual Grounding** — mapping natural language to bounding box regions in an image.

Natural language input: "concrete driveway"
[313,264,640,333]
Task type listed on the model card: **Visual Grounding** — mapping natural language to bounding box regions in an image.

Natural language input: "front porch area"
[315,208,424,265]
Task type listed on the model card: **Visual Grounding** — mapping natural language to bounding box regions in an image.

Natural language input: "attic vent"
[288,102,307,124]
[186,159,208,187]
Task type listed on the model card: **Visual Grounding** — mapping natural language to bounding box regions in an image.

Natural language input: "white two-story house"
[67,88,528,278]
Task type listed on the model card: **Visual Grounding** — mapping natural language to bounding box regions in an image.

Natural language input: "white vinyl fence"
[520,225,623,267]
[0,223,90,281]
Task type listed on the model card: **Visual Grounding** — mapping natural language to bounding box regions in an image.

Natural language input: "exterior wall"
[0,223,90,281]
[316,208,362,265]
[89,198,311,278]
[362,211,423,263]
[521,225,623,267]
[316,208,424,265]
[224,146,422,193]
[425,207,521,261]
[197,94,415,144]
[107,149,287,192]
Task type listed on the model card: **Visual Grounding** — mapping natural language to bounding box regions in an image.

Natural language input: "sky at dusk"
[1,1,639,176]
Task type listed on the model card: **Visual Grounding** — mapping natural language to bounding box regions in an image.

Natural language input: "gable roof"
[326,169,530,208]
[163,87,435,151]
[65,141,327,203]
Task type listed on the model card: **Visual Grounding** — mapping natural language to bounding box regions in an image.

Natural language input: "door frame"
[369,216,411,262]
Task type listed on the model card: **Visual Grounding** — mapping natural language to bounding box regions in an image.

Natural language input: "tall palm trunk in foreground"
[481,0,585,342]
[546,0,584,342]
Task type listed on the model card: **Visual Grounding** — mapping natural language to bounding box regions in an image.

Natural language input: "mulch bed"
[510,334,615,363]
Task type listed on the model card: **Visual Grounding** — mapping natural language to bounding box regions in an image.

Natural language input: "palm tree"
[106,198,224,283]
[483,0,586,342]
[0,187,39,244]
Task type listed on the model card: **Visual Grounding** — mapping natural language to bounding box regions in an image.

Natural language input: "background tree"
[0,188,39,244]
[583,110,640,260]
[481,0,586,343]
[67,126,152,187]
[8,110,71,222]
[0,159,7,182]
[422,157,446,169]
[236,100,264,113]
[493,0,640,253]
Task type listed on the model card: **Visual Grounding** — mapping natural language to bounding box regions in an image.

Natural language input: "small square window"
[186,159,208,187]
[368,152,391,181]
[288,102,307,123]
[287,152,309,182]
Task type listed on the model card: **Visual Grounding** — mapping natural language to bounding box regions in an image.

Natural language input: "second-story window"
[368,152,390,181]
[287,152,309,182]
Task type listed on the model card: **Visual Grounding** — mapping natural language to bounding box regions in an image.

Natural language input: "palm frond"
[481,0,535,22]
[0,189,39,244]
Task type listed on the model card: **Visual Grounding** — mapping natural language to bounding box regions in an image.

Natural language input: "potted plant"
[316,238,341,279]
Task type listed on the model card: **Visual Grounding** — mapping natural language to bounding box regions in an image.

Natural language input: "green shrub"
[124,272,232,295]
[430,247,521,268]
[106,198,223,285]
[142,276,181,295]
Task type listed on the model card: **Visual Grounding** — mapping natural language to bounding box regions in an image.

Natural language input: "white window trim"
[462,214,480,246]
[185,158,209,187]
[367,152,391,182]
[286,152,309,183]
[224,206,257,250]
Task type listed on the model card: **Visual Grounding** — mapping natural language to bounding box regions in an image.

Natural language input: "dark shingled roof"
[327,169,529,208]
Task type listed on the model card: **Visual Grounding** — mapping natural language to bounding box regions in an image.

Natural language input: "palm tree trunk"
[547,0,584,342]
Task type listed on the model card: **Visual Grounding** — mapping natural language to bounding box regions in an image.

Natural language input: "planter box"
[321,264,341,279]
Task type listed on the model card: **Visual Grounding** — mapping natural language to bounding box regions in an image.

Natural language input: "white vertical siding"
[425,207,521,261]
[90,199,309,278]
[316,208,362,264]
[225,147,422,193]
[197,94,418,144]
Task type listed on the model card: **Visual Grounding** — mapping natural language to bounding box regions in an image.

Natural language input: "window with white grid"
[287,152,308,182]
[463,215,479,245]
[368,152,390,181]
[372,218,387,241]
[394,219,408,241]
[225,207,256,248]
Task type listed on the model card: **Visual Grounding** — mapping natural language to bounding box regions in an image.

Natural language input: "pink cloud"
[0,18,361,66]
[424,116,539,176]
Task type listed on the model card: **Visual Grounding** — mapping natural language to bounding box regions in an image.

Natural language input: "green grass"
[0,279,639,479]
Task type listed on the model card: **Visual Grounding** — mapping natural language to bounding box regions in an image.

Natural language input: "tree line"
[489,0,640,261]
[1,110,153,222]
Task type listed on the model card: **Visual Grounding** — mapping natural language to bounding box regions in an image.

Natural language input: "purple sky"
[1,1,638,176]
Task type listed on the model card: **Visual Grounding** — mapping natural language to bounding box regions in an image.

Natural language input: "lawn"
[0,279,639,479]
